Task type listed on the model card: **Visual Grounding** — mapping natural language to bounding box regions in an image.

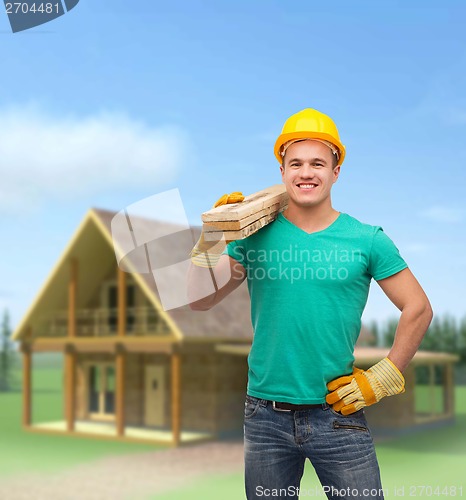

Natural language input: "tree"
[381,317,399,348]
[457,314,466,364]
[367,319,380,346]
[420,313,458,354]
[0,309,18,392]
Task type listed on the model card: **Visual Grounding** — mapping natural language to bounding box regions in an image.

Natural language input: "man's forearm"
[387,302,433,373]
[187,262,218,310]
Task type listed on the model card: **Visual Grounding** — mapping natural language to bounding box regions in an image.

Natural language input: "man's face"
[279,140,340,209]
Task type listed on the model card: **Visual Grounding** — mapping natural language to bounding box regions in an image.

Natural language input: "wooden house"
[11,208,459,446]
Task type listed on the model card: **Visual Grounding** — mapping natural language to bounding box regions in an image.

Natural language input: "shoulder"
[340,212,382,238]
[344,214,403,264]
[241,212,285,244]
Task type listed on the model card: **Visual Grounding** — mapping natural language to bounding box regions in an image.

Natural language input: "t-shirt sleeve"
[368,227,408,280]
[222,240,247,269]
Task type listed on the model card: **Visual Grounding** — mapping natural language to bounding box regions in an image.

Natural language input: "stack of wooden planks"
[202,184,288,241]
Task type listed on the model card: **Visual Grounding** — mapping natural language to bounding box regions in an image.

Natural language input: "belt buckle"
[272,401,291,412]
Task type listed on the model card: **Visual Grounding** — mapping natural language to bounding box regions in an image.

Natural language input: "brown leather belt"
[271,400,324,412]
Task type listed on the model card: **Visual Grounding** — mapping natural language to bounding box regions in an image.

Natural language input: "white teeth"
[298,184,317,189]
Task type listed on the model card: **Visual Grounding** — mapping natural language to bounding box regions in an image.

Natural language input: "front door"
[144,365,165,427]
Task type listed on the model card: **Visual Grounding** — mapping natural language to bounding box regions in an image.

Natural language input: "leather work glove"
[326,357,405,415]
[190,191,245,268]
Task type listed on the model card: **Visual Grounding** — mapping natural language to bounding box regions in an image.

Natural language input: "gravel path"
[0,440,245,500]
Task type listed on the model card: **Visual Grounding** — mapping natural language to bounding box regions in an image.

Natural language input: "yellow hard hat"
[274,108,346,166]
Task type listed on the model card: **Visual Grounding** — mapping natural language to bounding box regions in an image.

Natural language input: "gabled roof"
[11,207,253,343]
[93,208,253,341]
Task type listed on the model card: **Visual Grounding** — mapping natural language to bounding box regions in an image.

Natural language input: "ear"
[280,163,285,180]
[332,165,341,183]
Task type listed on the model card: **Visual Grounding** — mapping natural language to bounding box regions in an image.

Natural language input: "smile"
[297,183,318,190]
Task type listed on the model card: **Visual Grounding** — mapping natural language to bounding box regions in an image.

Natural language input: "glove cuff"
[190,252,222,268]
[368,357,405,397]
[190,232,226,268]
[191,191,244,268]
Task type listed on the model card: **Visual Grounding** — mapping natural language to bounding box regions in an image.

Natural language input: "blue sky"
[1,1,465,333]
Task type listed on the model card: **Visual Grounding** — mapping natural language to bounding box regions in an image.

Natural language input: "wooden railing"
[36,307,171,337]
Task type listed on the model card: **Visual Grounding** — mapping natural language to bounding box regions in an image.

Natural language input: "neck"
[282,200,340,233]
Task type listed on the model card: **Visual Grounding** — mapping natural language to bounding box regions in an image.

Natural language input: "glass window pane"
[88,366,99,413]
[127,285,135,307]
[106,366,115,391]
[108,286,118,308]
[104,366,115,414]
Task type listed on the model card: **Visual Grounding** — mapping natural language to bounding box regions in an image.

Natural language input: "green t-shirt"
[222,211,408,404]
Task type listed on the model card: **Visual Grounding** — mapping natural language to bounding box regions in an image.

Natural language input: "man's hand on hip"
[325,357,405,415]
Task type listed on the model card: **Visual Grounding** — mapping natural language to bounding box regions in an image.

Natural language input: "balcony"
[35,307,171,338]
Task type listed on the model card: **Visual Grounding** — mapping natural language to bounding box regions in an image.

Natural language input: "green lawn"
[148,387,466,500]
[1,363,465,499]
[0,367,165,479]
[148,419,466,500]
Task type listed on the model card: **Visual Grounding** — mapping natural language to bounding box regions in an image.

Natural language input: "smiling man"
[188,108,433,500]
[279,138,340,234]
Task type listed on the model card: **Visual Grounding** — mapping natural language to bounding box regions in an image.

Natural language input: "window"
[106,284,136,333]
[88,363,115,419]
[414,363,452,421]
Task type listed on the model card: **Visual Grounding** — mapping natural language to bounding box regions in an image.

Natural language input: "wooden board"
[203,197,288,231]
[201,184,289,241]
[203,206,287,241]
[202,184,288,223]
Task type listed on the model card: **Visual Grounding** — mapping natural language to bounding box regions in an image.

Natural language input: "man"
[187,108,433,499]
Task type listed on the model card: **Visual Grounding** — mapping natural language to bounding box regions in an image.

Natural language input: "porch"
[28,420,213,446]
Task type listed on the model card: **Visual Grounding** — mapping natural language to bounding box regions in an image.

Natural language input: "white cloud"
[0,104,191,213]
[419,206,464,223]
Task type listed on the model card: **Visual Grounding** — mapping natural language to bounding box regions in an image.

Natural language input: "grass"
[0,365,166,479]
[147,387,466,500]
[1,359,465,499]
[147,420,466,500]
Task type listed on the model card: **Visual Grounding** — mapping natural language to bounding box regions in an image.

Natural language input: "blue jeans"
[244,395,384,500]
